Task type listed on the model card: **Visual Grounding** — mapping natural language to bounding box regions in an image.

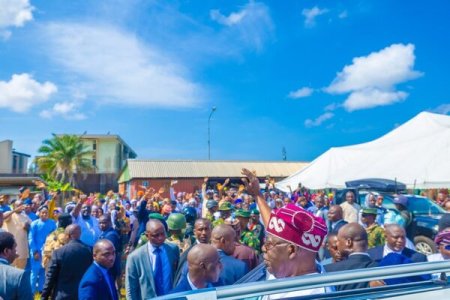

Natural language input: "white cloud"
[0,0,34,38]
[288,87,313,99]
[304,112,334,128]
[210,9,247,26]
[0,0,33,27]
[43,22,204,109]
[0,73,57,112]
[343,89,408,111]
[302,6,329,27]
[324,102,340,111]
[40,102,86,120]
[210,1,274,51]
[431,103,450,115]
[326,43,422,111]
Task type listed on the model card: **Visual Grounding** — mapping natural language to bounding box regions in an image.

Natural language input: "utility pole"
[208,107,217,160]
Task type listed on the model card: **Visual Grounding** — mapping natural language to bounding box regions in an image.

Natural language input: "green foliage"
[40,174,74,192]
[36,134,95,188]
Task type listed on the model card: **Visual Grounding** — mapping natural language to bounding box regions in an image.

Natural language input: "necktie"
[154,247,164,296]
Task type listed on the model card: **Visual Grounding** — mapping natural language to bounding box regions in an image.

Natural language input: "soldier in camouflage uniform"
[41,213,72,269]
[212,202,233,227]
[235,209,261,253]
[166,213,191,253]
[205,200,219,224]
[248,209,265,247]
[361,207,385,248]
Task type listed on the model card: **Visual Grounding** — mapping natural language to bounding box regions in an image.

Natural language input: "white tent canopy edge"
[276,111,450,191]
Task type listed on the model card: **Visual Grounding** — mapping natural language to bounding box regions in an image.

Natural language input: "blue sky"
[0,0,449,162]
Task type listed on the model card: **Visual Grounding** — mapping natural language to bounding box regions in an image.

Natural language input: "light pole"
[208,106,217,160]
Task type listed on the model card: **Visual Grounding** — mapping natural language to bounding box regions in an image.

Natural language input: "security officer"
[182,207,197,244]
[135,213,168,249]
[235,209,261,253]
[205,200,219,223]
[213,202,233,227]
[248,209,264,247]
[166,213,190,253]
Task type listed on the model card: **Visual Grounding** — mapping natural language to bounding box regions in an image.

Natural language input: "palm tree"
[36,134,95,189]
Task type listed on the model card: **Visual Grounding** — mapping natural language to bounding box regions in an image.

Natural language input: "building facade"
[0,140,30,174]
[74,135,137,193]
[118,160,309,199]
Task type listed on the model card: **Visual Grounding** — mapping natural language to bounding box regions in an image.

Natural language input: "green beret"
[235,209,251,218]
[148,212,164,220]
[361,208,378,215]
[219,202,232,211]
[250,209,260,215]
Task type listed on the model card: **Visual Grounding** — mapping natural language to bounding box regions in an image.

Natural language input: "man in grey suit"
[125,219,180,299]
[0,231,32,300]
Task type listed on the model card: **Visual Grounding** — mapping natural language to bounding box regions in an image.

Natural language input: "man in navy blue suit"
[171,244,222,293]
[99,215,122,284]
[367,224,427,263]
[79,239,118,300]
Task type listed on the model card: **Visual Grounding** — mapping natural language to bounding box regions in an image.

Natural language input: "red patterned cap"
[266,204,327,253]
[434,230,450,245]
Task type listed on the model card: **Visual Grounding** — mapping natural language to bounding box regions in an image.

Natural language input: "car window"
[406,196,445,214]
[381,196,396,210]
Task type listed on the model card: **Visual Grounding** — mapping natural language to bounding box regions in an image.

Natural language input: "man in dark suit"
[99,215,122,283]
[173,218,212,286]
[210,224,248,285]
[324,223,378,291]
[79,239,118,300]
[125,219,180,299]
[171,244,222,293]
[327,205,348,234]
[367,224,427,263]
[0,231,32,300]
[42,224,92,300]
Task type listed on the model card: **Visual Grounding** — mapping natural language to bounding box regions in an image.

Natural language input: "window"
[93,142,96,150]
[92,159,96,166]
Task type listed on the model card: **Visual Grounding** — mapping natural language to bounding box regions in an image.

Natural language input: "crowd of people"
[0,172,449,300]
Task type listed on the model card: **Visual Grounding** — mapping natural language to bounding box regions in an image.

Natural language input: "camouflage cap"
[218,201,232,211]
[206,200,219,209]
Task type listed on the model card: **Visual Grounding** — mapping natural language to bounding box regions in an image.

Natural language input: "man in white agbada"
[241,169,332,299]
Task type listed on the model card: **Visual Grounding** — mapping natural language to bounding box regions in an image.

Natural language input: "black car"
[335,178,445,255]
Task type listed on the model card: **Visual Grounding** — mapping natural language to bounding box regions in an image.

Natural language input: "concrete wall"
[97,140,119,173]
[0,140,13,173]
[80,138,121,174]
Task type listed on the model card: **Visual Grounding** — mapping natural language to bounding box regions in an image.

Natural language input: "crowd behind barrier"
[0,175,449,299]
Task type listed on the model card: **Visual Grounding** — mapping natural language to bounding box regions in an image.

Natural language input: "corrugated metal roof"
[122,160,308,180]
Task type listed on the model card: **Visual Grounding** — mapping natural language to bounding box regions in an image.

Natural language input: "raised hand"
[241,168,260,196]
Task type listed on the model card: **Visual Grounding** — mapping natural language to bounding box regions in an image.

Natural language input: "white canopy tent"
[277,112,450,190]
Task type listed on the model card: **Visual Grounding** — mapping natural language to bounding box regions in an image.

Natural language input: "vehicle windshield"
[382,195,445,214]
